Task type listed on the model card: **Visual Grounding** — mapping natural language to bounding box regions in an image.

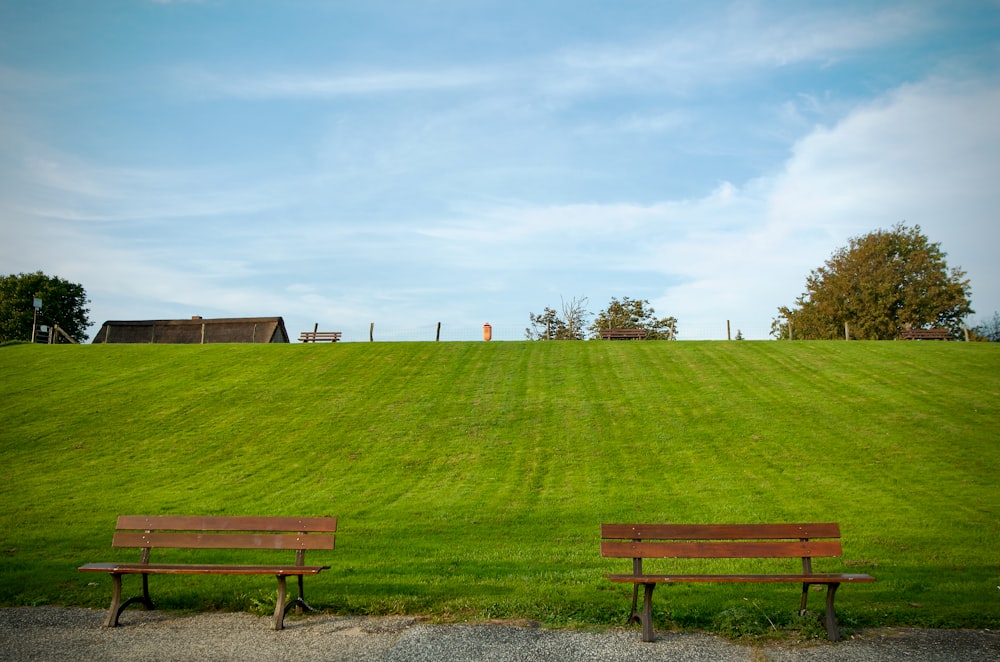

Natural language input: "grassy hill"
[1,341,997,637]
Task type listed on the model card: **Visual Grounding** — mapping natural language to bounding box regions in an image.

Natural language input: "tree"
[0,272,91,343]
[773,224,973,340]
[526,296,589,340]
[526,307,565,340]
[588,296,677,339]
[971,312,1000,342]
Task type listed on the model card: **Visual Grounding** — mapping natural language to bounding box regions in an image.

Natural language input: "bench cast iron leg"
[273,576,288,630]
[274,574,319,630]
[628,584,642,625]
[800,582,810,615]
[291,574,319,615]
[103,574,123,627]
[104,573,155,627]
[823,583,841,641]
[640,583,656,642]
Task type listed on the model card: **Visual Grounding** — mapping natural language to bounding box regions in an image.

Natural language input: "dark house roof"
[91,316,290,344]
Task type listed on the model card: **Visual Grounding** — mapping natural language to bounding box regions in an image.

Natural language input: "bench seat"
[606,573,875,584]
[79,563,329,576]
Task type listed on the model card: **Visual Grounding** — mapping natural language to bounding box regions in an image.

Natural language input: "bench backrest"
[899,328,948,340]
[112,516,336,562]
[600,328,647,339]
[299,331,341,341]
[601,523,842,574]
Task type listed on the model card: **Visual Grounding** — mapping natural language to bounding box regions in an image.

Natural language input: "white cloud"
[452,75,1000,338]
[767,77,1000,305]
[654,76,1000,336]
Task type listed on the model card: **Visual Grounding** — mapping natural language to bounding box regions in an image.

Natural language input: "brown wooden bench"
[299,331,342,343]
[601,523,875,642]
[79,516,337,630]
[898,328,949,340]
[600,328,647,340]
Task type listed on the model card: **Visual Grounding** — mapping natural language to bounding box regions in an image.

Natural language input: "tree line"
[2,224,997,344]
[526,296,677,340]
[528,224,995,342]
[772,223,976,340]
[0,272,91,344]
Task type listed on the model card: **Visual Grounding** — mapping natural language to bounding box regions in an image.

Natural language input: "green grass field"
[1,341,997,638]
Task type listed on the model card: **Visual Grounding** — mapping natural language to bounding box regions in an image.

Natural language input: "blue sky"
[2,1,998,341]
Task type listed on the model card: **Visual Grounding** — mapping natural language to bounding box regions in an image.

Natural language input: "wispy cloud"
[179,67,491,99]
[549,5,930,95]
[3,146,295,223]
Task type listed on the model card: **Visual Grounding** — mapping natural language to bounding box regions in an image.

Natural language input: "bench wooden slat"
[116,515,338,533]
[79,563,329,576]
[601,522,840,540]
[601,540,842,559]
[606,573,875,584]
[113,532,335,551]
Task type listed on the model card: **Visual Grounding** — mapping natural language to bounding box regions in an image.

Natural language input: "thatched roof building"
[92,316,290,344]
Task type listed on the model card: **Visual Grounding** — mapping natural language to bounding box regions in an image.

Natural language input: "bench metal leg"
[104,573,155,627]
[294,574,318,615]
[628,583,642,625]
[103,574,123,627]
[624,583,657,642]
[799,582,842,641]
[273,576,288,630]
[273,574,319,630]
[823,583,841,641]
[639,583,656,642]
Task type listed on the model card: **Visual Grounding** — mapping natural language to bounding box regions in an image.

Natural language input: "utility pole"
[31,297,42,343]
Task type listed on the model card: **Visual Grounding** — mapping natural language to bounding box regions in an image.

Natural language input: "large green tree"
[0,272,91,343]
[773,224,973,340]
[588,296,677,339]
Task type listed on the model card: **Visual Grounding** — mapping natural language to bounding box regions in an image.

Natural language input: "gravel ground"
[1,607,997,662]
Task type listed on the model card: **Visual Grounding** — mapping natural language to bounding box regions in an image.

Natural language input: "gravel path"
[1,607,997,661]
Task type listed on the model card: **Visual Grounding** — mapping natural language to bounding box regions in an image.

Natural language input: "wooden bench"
[898,328,949,340]
[600,328,647,340]
[299,331,342,343]
[79,516,337,630]
[601,523,875,642]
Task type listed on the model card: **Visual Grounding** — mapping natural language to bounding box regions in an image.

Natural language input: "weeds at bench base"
[653,603,839,642]
[243,589,278,617]
[708,605,837,641]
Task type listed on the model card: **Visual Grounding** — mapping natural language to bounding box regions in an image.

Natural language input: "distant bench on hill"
[600,329,647,340]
